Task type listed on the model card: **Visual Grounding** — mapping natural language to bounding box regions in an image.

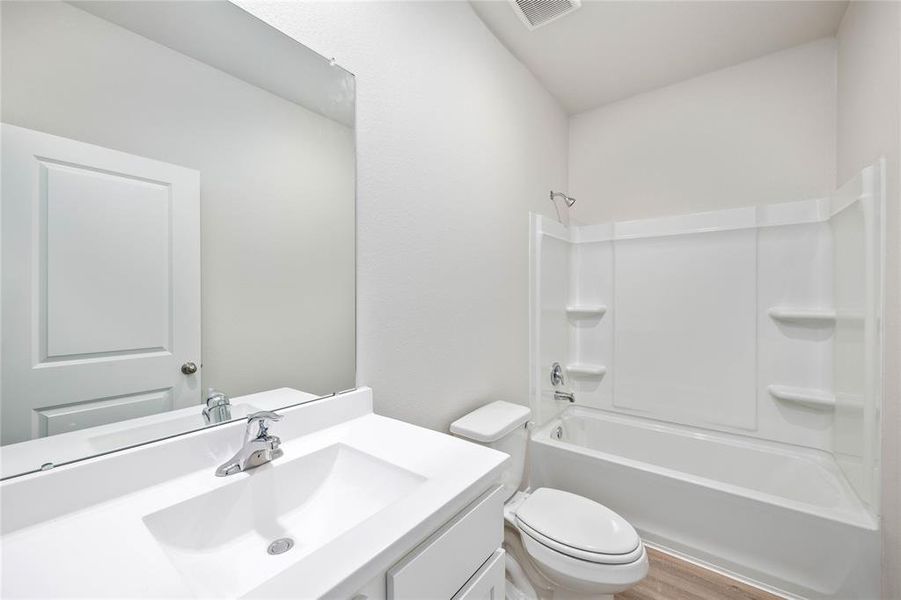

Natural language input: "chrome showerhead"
[550,190,576,207]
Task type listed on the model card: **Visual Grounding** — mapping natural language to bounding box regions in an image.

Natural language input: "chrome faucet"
[215,411,283,477]
[550,362,575,403]
[554,390,575,403]
[203,388,232,424]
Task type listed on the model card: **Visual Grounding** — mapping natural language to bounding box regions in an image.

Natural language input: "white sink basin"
[142,443,425,597]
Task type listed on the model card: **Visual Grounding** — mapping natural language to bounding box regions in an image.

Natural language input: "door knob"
[181,361,198,375]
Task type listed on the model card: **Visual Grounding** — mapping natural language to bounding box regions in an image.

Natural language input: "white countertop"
[0,388,508,598]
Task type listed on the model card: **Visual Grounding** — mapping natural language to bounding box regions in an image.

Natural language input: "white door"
[1,124,201,445]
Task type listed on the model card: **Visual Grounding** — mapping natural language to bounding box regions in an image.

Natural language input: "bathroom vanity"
[0,388,509,599]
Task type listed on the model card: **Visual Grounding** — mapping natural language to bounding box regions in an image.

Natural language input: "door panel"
[2,124,201,445]
[44,161,171,358]
[34,389,172,438]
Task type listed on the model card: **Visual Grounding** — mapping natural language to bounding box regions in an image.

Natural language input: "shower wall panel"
[613,229,757,430]
[567,241,614,405]
[831,162,883,513]
[756,222,834,450]
[530,214,571,425]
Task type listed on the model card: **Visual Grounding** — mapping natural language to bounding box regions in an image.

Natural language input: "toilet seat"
[516,519,645,564]
[511,488,649,595]
[514,488,643,564]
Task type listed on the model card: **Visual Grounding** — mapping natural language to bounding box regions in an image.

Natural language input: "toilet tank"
[450,401,531,501]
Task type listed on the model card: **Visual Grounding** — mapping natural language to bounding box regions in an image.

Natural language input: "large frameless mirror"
[0,0,356,478]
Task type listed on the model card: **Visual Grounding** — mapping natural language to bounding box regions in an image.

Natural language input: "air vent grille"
[510,0,581,30]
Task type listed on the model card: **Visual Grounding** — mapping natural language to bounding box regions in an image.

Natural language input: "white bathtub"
[530,406,880,599]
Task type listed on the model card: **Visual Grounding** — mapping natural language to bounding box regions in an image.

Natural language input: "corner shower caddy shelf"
[566,364,607,378]
[767,384,835,411]
[767,307,836,325]
[566,305,607,319]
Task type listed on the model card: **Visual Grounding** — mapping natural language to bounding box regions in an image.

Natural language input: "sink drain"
[267,537,294,555]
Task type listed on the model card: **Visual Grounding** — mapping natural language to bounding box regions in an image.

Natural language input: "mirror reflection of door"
[1,124,202,445]
[0,0,355,479]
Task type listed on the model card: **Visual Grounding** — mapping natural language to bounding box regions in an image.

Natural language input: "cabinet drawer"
[452,550,505,600]
[387,486,504,599]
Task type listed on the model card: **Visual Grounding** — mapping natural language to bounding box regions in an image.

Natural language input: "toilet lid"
[515,488,641,563]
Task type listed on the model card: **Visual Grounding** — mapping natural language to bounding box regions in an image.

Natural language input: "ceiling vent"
[509,0,582,30]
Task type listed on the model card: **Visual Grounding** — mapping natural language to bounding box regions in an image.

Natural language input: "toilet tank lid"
[450,401,531,443]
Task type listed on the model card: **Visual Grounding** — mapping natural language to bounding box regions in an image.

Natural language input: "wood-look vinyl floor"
[614,548,784,600]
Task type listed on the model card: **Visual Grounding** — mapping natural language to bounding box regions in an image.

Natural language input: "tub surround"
[0,388,509,598]
[528,162,884,599]
[530,163,884,512]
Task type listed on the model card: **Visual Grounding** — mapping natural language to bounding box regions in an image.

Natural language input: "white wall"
[1,1,356,398]
[569,38,837,224]
[835,2,901,597]
[237,1,569,430]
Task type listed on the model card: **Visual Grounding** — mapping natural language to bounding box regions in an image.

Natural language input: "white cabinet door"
[452,550,505,600]
[1,124,201,445]
[388,487,504,600]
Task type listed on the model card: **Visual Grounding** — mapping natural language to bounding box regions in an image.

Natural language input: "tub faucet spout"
[554,390,575,403]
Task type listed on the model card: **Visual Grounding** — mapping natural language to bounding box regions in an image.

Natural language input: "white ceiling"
[469,0,848,114]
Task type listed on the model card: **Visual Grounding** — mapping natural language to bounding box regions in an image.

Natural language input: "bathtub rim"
[531,405,878,531]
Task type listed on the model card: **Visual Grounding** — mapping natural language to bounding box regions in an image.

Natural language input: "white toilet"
[451,401,648,600]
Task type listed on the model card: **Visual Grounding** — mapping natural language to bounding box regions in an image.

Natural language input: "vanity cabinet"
[0,386,511,600]
[355,486,505,600]
[388,485,504,599]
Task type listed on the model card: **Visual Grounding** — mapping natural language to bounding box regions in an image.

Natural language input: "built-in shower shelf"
[566,364,607,378]
[767,385,835,411]
[566,305,607,318]
[767,307,836,325]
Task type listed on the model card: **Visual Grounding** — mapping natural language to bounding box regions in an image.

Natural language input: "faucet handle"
[248,410,281,423]
[246,411,282,439]
[550,362,565,388]
[206,388,230,407]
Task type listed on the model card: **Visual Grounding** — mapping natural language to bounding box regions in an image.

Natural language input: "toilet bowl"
[451,401,648,599]
[512,488,647,596]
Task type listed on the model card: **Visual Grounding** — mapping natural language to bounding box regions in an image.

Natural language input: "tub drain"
[267,537,294,555]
